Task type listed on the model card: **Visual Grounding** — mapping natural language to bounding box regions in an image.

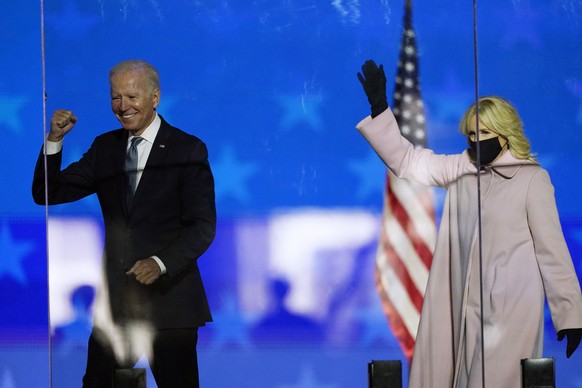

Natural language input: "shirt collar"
[128,113,161,144]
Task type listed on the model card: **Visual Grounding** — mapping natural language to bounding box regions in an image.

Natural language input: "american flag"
[374,0,436,363]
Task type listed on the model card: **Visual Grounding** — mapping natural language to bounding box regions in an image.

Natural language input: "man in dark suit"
[32,60,216,387]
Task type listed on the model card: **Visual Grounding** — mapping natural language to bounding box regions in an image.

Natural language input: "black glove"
[357,60,388,118]
[558,328,582,358]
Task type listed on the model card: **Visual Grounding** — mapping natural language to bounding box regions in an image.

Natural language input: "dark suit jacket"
[33,116,216,329]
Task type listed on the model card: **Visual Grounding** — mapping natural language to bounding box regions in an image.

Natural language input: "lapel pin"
[159,144,166,148]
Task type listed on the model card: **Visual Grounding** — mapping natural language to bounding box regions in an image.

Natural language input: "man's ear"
[153,88,160,108]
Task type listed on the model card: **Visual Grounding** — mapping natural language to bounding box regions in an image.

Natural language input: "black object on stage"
[521,358,555,388]
[368,360,402,388]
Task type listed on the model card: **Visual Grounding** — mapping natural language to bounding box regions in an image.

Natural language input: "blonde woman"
[356,60,582,388]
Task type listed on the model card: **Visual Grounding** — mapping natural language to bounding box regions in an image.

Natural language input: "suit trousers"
[82,326,199,388]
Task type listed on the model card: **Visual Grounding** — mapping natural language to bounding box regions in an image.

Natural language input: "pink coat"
[357,109,582,387]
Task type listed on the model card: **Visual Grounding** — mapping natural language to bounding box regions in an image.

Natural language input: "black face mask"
[468,137,504,166]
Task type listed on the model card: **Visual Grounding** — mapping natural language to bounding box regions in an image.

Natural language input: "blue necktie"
[125,137,144,204]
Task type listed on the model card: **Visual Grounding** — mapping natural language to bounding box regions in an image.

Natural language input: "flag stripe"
[381,199,429,297]
[374,265,416,360]
[376,247,421,339]
[379,231,425,312]
[387,181,434,272]
[388,171,436,253]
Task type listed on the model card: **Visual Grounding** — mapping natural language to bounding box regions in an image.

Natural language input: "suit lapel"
[116,131,131,216]
[131,120,172,204]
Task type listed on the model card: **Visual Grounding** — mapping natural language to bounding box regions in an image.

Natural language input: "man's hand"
[558,328,582,358]
[126,258,162,285]
[357,59,388,118]
[49,110,77,142]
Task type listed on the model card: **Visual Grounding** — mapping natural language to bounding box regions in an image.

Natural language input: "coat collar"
[464,149,537,179]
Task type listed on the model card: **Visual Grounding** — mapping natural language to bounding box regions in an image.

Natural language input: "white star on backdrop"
[277,94,324,132]
[0,95,27,135]
[211,145,259,204]
[347,151,386,201]
[0,222,35,285]
[208,293,251,350]
[424,71,473,125]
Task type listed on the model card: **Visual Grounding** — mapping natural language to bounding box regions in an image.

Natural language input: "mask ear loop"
[471,0,486,387]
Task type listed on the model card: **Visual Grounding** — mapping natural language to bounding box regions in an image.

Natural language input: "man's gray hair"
[109,60,160,91]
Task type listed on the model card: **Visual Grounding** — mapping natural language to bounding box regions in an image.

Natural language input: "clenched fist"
[49,110,78,142]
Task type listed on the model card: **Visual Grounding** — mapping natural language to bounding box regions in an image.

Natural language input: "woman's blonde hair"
[459,96,536,161]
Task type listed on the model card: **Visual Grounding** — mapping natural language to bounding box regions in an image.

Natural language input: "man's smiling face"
[110,69,159,136]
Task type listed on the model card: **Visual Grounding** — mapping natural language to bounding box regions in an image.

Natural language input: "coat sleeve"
[356,109,465,188]
[527,168,582,331]
[32,143,97,205]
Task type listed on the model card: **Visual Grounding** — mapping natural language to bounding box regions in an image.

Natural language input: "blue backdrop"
[1,0,582,386]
